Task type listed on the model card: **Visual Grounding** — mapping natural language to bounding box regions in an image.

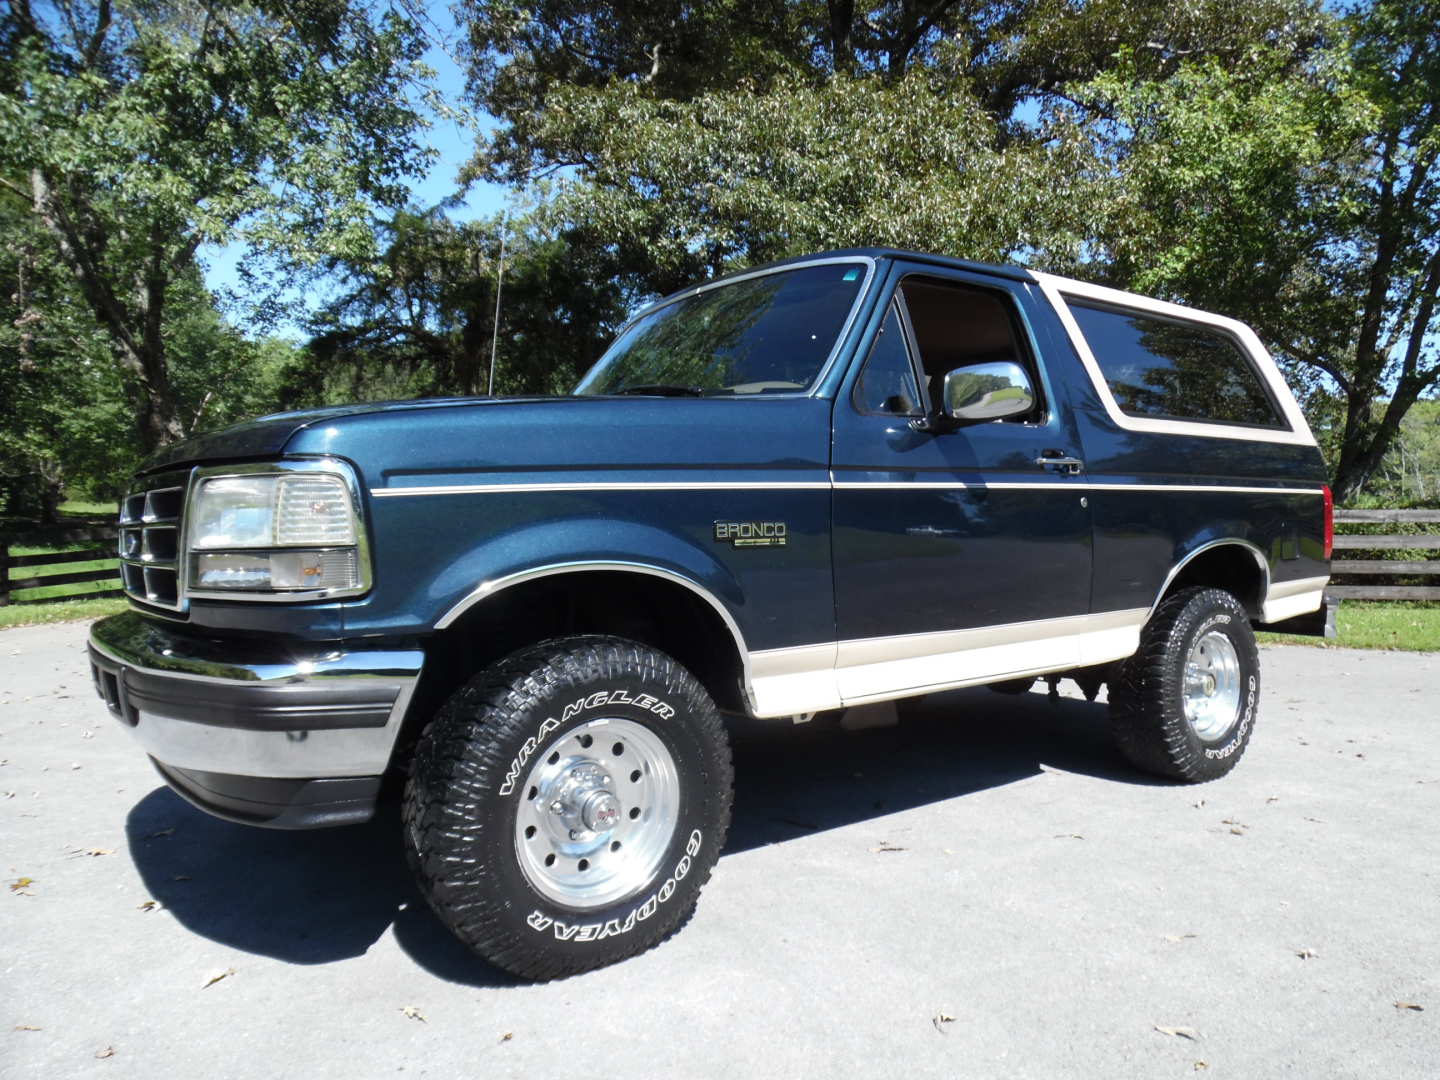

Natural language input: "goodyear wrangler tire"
[403,635,733,980]
[1108,587,1260,783]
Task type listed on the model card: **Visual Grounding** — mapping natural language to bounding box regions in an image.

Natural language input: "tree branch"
[1285,344,1354,397]
[83,0,112,68]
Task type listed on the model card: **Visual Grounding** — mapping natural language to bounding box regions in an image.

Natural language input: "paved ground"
[1,620,1436,1079]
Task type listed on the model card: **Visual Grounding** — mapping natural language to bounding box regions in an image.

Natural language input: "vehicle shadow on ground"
[125,686,1166,986]
[725,685,1168,852]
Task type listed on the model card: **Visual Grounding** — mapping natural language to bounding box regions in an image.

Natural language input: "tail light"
[1322,484,1334,560]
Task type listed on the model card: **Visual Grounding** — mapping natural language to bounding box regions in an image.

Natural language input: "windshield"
[574,262,868,396]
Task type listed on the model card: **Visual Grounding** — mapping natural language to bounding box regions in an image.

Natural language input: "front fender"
[427,518,748,634]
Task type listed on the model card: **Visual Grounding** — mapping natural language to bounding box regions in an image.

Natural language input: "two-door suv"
[89,249,1333,978]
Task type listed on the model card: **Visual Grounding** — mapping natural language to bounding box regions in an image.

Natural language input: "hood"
[138,397,554,474]
[280,395,835,485]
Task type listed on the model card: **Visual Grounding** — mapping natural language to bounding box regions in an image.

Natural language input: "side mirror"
[940,361,1036,423]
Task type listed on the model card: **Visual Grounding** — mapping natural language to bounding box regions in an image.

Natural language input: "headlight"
[187,469,367,596]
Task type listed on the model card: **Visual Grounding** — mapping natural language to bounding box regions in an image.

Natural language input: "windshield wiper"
[614,384,707,397]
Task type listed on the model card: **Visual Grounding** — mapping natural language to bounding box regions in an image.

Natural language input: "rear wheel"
[403,635,733,980]
[1109,587,1260,782]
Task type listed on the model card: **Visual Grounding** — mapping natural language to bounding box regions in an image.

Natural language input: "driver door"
[830,265,1095,703]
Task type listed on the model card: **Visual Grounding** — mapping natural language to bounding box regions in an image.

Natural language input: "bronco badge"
[714,521,788,547]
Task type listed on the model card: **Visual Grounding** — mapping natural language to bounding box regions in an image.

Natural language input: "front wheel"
[1109,587,1260,782]
[403,636,733,980]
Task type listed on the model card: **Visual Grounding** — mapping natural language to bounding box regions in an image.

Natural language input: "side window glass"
[1067,301,1285,428]
[855,302,922,416]
[897,276,1043,421]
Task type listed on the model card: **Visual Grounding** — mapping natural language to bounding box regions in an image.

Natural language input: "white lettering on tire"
[499,691,676,795]
[525,829,703,941]
[1205,674,1257,760]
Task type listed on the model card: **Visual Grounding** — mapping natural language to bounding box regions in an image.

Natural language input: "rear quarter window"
[1067,301,1286,429]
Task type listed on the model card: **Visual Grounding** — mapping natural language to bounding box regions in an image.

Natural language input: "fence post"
[0,540,9,606]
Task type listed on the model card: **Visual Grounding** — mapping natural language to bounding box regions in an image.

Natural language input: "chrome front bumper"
[88,612,423,827]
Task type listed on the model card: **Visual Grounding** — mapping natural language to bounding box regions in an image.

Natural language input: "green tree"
[0,0,436,454]
[519,72,1097,297]
[455,0,1327,342]
[0,199,118,520]
[1070,0,1440,502]
[1,188,301,518]
[294,205,627,403]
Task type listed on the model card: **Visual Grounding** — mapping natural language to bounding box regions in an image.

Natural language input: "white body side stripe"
[374,480,1325,498]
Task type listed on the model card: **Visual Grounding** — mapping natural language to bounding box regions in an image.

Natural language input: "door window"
[898,276,1043,421]
[854,275,1043,421]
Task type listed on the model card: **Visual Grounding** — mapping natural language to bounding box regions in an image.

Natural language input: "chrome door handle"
[1035,454,1084,475]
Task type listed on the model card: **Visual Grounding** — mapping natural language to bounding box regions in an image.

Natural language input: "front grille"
[119,471,190,612]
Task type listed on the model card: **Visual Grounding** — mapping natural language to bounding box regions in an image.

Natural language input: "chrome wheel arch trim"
[1149,538,1271,621]
[433,560,757,710]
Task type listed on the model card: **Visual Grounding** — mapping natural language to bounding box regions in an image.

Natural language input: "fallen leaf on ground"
[9,876,35,892]
[1394,1002,1424,1011]
[1295,948,1319,960]
[1053,833,1085,840]
[1194,1062,1209,1071]
[500,1032,513,1042]
[137,900,160,912]
[172,875,191,882]
[870,843,907,853]
[13,1025,41,1031]
[1304,816,1326,823]
[71,847,114,858]
[144,827,175,839]
[202,968,234,989]
[1164,934,1198,943]
[1154,1025,1201,1041]
[1229,827,1245,836]
[94,1047,115,1059]
[1266,795,1279,804]
[932,1012,955,1033]
[401,1005,426,1022]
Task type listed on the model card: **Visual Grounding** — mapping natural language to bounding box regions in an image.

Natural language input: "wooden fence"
[0,524,121,606]
[1329,509,1440,602]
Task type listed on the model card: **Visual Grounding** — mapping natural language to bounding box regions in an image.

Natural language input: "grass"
[59,497,117,517]
[1259,602,1440,652]
[0,595,127,629]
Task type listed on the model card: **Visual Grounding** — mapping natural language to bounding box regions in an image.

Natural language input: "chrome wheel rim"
[514,717,680,909]
[1183,629,1242,741]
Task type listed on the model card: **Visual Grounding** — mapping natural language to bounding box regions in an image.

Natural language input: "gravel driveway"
[2,620,1436,1078]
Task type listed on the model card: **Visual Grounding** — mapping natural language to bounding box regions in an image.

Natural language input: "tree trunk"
[827,0,855,75]
[1329,379,1426,504]
[29,169,184,455]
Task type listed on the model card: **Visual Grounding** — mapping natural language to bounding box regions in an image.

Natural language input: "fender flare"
[434,560,758,712]
[1149,537,1270,620]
